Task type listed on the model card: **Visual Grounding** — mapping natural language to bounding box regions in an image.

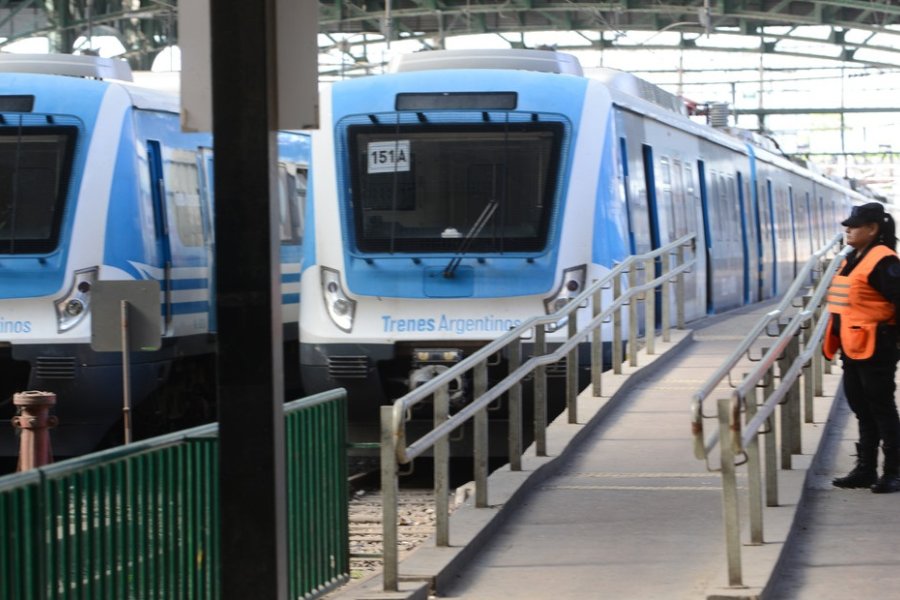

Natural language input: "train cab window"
[0,125,76,253]
[163,150,204,247]
[278,163,306,245]
[347,121,563,253]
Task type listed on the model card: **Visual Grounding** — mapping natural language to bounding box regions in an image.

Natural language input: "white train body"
[299,49,866,431]
[0,55,309,456]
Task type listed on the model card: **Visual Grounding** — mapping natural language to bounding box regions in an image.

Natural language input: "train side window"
[277,163,305,245]
[671,158,687,236]
[660,156,676,240]
[683,163,696,234]
[163,149,204,247]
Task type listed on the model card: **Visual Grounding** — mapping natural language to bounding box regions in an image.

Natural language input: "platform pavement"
[330,302,859,600]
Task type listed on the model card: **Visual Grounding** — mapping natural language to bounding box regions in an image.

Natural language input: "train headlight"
[321,267,356,332]
[55,268,98,332]
[543,264,586,315]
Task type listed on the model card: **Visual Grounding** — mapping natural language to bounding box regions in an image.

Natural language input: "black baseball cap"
[842,202,888,227]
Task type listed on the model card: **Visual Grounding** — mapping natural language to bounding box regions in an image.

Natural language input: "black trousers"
[842,341,900,452]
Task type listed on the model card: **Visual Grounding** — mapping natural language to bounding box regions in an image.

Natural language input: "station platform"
[336,302,899,600]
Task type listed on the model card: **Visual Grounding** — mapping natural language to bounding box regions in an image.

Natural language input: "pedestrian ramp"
[334,301,846,600]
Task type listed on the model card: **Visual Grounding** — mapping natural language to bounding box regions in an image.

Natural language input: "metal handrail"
[695,237,852,588]
[690,233,848,460]
[379,234,696,592]
[392,232,697,464]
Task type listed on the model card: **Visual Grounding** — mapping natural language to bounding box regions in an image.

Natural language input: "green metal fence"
[0,389,348,599]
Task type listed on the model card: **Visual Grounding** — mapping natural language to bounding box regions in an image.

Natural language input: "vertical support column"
[718,398,743,588]
[645,256,655,355]
[776,334,793,470]
[613,273,623,374]
[380,407,399,591]
[508,341,522,471]
[434,386,450,546]
[474,362,489,508]
[788,336,802,454]
[676,244,686,330]
[210,0,286,596]
[567,316,579,424]
[628,267,639,367]
[745,389,764,545]
[661,252,671,343]
[763,361,779,507]
[591,285,603,397]
[534,325,547,457]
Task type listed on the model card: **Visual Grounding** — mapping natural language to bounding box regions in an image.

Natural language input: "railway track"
[332,464,471,594]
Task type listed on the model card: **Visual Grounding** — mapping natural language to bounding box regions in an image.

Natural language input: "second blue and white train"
[0,54,309,457]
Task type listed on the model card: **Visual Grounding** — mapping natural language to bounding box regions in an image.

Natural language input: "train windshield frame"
[347,121,564,254]
[0,124,77,254]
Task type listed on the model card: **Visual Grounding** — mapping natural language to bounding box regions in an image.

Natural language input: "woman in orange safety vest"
[824,202,900,493]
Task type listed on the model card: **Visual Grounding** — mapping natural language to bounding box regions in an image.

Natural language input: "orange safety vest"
[823,244,897,360]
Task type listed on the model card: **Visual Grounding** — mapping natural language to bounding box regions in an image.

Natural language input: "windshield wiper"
[443,198,498,278]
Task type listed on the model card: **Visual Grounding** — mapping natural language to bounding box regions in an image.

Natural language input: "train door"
[615,110,653,256]
[198,147,216,332]
[276,161,307,325]
[737,171,759,304]
[772,180,794,294]
[643,145,661,251]
[149,142,213,336]
[697,160,713,312]
[757,177,776,299]
[697,160,742,313]
[147,141,174,333]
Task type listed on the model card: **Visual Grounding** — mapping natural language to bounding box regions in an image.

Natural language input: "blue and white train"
[0,54,309,457]
[300,48,871,439]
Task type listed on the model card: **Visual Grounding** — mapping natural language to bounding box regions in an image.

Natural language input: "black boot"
[833,442,878,488]
[872,445,900,494]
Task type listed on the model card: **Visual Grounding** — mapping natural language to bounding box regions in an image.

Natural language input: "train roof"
[389,48,584,76]
[0,53,179,114]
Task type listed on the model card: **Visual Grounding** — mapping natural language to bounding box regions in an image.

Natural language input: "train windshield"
[0,125,76,254]
[348,121,563,254]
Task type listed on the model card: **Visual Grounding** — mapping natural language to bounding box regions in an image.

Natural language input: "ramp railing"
[379,234,697,592]
[690,233,849,587]
[0,389,348,600]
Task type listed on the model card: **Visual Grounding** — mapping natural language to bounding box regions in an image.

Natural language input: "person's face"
[845,222,879,250]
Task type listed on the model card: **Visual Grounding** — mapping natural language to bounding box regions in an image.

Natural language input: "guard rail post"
[788,334,803,455]
[777,336,794,470]
[534,324,548,457]
[508,341,523,471]
[628,266,639,367]
[813,302,825,396]
[474,361,489,508]
[718,397,743,587]
[745,386,764,545]
[591,284,603,397]
[645,256,656,355]
[567,314,578,424]
[435,385,450,546]
[661,250,672,343]
[676,244,686,329]
[613,274,623,374]
[801,295,815,423]
[380,405,399,592]
[763,361,779,507]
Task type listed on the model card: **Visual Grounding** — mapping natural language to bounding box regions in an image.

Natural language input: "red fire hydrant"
[12,391,57,471]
